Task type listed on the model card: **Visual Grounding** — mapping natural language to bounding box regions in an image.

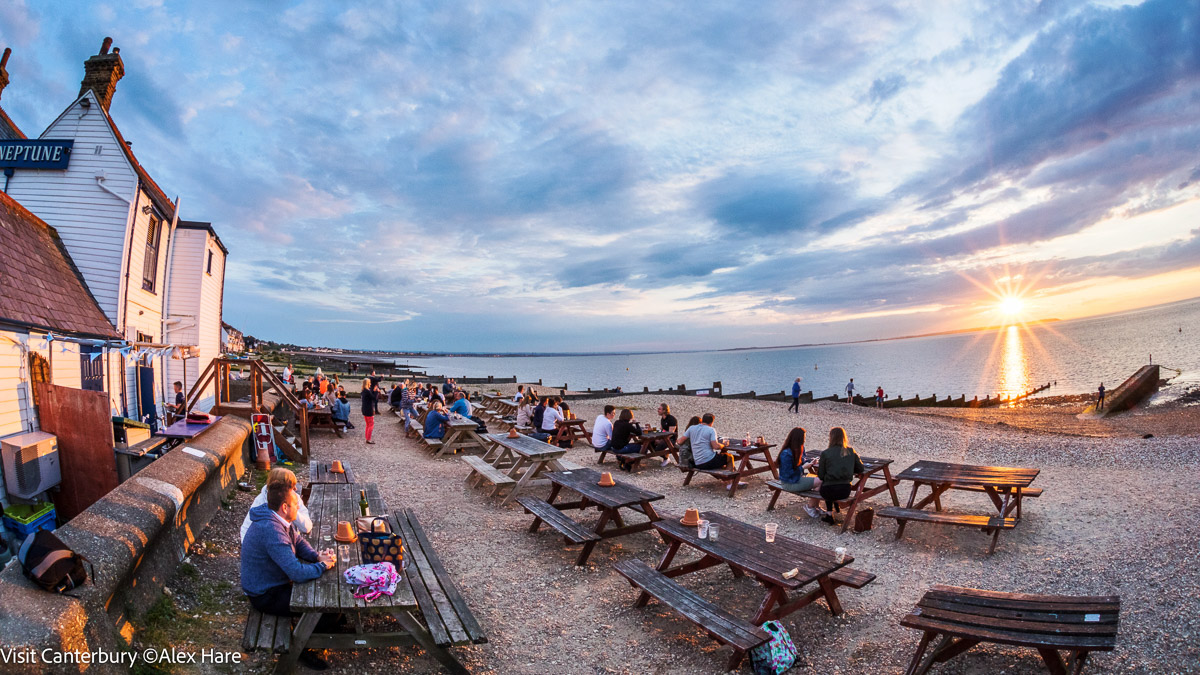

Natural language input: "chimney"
[0,48,11,101]
[78,37,124,112]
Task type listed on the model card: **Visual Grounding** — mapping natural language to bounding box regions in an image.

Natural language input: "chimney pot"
[1,48,10,69]
[100,37,112,55]
[0,48,10,102]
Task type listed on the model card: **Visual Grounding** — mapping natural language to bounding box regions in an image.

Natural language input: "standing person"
[776,427,825,518]
[816,427,865,525]
[591,405,616,453]
[282,363,294,385]
[845,378,856,404]
[789,377,803,413]
[875,386,885,409]
[360,378,378,445]
[399,382,418,432]
[1097,383,1106,410]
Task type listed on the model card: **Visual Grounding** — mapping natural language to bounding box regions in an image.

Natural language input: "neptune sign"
[0,140,73,170]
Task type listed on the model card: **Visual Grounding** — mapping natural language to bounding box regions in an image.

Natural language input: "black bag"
[358,517,404,566]
[18,530,93,593]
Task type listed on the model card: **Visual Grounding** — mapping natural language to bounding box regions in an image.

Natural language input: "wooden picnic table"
[618,511,874,669]
[878,460,1041,554]
[766,450,900,532]
[307,406,344,437]
[309,461,355,485]
[550,417,590,447]
[481,393,518,416]
[436,415,489,457]
[464,433,573,505]
[680,439,778,498]
[597,429,678,469]
[518,467,664,565]
[275,483,485,673]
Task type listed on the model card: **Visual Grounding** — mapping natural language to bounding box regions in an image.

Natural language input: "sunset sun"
[999,296,1025,318]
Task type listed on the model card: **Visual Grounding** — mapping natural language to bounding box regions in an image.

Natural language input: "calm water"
[406,298,1200,401]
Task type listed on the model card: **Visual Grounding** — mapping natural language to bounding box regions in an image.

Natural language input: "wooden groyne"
[1095,365,1160,416]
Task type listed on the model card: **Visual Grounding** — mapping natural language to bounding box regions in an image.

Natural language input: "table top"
[447,415,478,429]
[483,432,566,459]
[547,468,664,509]
[895,460,1039,489]
[802,449,893,472]
[157,416,223,439]
[310,461,356,484]
[723,441,776,455]
[634,430,675,441]
[654,511,852,590]
[293,483,417,612]
[557,418,586,426]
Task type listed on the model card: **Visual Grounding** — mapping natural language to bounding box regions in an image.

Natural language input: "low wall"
[0,415,252,674]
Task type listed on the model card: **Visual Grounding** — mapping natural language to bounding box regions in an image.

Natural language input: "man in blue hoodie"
[242,482,336,668]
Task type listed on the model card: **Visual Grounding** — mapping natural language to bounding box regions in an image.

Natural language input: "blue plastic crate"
[3,509,56,538]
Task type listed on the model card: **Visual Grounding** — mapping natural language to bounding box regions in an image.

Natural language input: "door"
[36,383,119,521]
[137,364,159,432]
[80,345,104,391]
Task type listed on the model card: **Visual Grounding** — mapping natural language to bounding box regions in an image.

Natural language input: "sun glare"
[999,296,1025,317]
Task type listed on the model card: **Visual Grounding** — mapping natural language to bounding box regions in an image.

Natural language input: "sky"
[1,0,1198,353]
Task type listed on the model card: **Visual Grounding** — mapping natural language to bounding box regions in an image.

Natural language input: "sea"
[403,298,1200,404]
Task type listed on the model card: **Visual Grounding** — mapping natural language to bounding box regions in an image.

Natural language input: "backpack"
[677,437,694,468]
[18,530,93,594]
[749,620,799,675]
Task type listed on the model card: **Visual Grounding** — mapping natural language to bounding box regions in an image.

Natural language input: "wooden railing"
[183,358,310,461]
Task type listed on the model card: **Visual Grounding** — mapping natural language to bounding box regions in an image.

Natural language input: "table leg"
[1038,647,1070,675]
[840,475,871,534]
[390,610,469,675]
[903,630,936,675]
[751,585,786,624]
[897,482,922,539]
[275,611,321,674]
[763,447,779,479]
[636,539,682,603]
[817,576,844,615]
[883,465,900,505]
[575,509,612,565]
[500,458,540,505]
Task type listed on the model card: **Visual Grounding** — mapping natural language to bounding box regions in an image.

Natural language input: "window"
[80,345,104,392]
[142,215,161,292]
[206,249,213,275]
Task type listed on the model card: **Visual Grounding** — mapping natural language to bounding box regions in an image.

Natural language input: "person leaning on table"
[815,426,865,525]
[776,427,826,519]
[240,481,335,669]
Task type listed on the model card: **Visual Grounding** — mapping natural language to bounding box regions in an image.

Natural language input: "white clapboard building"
[3,39,227,427]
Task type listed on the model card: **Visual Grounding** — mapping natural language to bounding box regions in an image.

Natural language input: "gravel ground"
[177,392,1200,674]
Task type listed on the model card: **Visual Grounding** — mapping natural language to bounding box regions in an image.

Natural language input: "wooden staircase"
[184,358,311,462]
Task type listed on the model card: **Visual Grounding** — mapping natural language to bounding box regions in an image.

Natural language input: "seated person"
[610,409,644,470]
[331,392,353,429]
[540,397,564,435]
[448,391,471,418]
[684,413,741,488]
[816,427,865,525]
[240,482,335,668]
[169,381,186,418]
[512,384,525,404]
[423,401,450,439]
[776,427,825,519]
[515,395,534,428]
[531,397,548,431]
[654,402,679,465]
[388,384,403,409]
[591,405,615,452]
[240,468,313,542]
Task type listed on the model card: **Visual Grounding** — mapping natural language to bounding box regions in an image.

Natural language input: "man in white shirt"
[540,397,564,435]
[591,405,615,452]
[845,378,856,403]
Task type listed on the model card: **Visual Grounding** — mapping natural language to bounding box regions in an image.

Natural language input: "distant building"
[222,322,245,354]
[3,39,227,428]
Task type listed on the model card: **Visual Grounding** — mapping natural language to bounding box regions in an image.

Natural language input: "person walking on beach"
[789,377,802,413]
[1097,383,1106,410]
[845,378,856,404]
[875,386,885,409]
[360,378,378,444]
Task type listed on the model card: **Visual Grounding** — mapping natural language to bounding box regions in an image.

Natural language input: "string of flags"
[27,332,189,362]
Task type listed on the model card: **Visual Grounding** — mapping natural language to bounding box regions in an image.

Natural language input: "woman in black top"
[611,409,643,471]
[361,378,378,445]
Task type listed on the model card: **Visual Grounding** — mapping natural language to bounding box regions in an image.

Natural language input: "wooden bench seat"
[614,558,770,669]
[242,608,292,654]
[555,458,585,471]
[829,566,876,590]
[423,438,443,451]
[516,496,600,545]
[901,584,1119,675]
[877,507,1017,530]
[461,455,517,489]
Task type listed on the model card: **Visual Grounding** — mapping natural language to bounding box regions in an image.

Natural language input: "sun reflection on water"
[998,325,1031,399]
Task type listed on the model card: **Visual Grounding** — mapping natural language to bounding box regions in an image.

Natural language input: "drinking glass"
[764,522,779,543]
[321,525,332,543]
[338,544,351,563]
[709,523,720,541]
[698,520,710,539]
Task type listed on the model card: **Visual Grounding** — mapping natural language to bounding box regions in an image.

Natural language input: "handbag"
[748,620,799,675]
[357,517,405,566]
[343,562,400,602]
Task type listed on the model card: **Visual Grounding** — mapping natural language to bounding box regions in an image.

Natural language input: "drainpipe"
[117,188,140,417]
[160,197,181,411]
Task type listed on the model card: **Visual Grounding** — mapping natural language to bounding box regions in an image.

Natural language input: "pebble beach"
[171,387,1200,674]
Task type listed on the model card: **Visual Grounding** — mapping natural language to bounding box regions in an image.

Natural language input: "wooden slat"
[547,468,664,508]
[877,507,1017,529]
[461,455,517,486]
[393,512,463,646]
[516,496,601,543]
[403,509,487,644]
[614,558,770,651]
[242,609,262,651]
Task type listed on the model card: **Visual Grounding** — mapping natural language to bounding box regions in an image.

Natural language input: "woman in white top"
[515,394,534,427]
[240,467,313,542]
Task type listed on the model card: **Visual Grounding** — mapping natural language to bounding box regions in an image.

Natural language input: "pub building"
[1,39,229,427]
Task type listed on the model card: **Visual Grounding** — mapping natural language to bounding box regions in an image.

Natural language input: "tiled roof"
[0,105,24,140]
[0,190,120,338]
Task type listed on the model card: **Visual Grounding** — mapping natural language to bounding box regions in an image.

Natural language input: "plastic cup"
[764,522,779,543]
[709,523,720,541]
[835,547,847,564]
[321,525,332,542]
[698,520,710,539]
[338,544,351,563]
